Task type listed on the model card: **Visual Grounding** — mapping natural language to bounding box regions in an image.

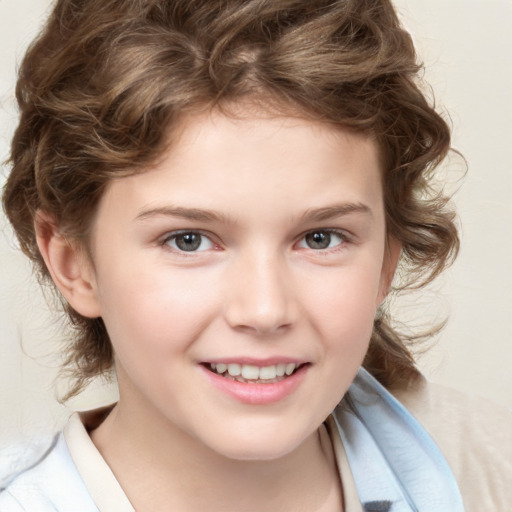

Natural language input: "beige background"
[1,0,511,445]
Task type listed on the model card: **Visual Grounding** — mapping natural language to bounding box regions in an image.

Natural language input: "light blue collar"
[334,368,465,512]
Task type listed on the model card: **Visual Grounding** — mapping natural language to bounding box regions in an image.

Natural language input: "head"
[3,0,458,400]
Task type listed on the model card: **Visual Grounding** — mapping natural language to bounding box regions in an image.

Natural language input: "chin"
[205,426,313,462]
[218,444,297,462]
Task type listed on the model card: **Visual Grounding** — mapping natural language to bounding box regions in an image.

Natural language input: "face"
[81,111,396,460]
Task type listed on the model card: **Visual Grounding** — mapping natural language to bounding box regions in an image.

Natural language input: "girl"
[1,0,510,510]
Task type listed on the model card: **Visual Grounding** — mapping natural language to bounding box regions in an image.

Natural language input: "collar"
[64,406,135,511]
[333,368,465,512]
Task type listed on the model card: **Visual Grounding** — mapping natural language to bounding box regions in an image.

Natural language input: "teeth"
[216,363,227,373]
[285,363,296,376]
[259,365,277,380]
[227,363,241,376]
[241,365,259,380]
[209,362,299,380]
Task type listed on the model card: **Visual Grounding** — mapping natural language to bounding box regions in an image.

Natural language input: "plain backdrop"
[1,0,511,446]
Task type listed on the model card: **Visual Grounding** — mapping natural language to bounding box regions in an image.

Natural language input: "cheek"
[96,265,221,358]
[304,265,380,349]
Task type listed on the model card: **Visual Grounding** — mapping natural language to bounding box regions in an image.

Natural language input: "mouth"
[203,362,306,384]
[200,360,310,404]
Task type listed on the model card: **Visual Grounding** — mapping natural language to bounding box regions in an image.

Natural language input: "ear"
[376,236,402,306]
[35,211,101,318]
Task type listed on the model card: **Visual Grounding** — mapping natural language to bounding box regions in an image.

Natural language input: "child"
[1,0,510,510]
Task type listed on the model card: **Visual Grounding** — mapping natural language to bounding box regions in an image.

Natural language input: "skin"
[37,109,400,511]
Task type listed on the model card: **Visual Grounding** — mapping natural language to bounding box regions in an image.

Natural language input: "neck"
[91,392,342,511]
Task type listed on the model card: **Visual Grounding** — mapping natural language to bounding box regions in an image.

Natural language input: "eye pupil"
[175,233,201,251]
[306,231,331,249]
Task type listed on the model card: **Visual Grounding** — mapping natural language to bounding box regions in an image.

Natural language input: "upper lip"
[201,357,307,366]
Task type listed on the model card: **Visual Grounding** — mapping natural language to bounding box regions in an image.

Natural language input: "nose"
[223,250,298,336]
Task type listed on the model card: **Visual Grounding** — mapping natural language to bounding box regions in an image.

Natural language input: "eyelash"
[160,228,351,254]
[295,229,351,252]
[160,230,218,253]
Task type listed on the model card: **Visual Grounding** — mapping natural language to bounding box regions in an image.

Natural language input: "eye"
[164,231,214,252]
[297,230,346,250]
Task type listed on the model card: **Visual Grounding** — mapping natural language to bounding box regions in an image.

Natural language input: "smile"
[208,362,300,383]
[201,361,309,404]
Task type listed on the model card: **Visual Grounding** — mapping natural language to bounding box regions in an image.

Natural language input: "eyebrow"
[300,203,372,222]
[135,206,229,223]
[135,202,372,224]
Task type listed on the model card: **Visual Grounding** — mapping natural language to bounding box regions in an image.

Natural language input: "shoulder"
[0,433,98,512]
[392,377,512,510]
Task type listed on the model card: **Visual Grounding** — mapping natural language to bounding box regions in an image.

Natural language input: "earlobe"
[377,237,402,306]
[35,211,101,318]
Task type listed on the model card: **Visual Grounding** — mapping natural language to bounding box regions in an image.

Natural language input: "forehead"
[95,109,383,227]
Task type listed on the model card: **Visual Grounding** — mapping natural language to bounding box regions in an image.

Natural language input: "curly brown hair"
[2,0,458,398]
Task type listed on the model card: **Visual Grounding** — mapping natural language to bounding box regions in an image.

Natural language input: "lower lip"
[200,365,309,405]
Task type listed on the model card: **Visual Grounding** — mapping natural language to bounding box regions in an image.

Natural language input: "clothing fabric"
[392,376,512,510]
[0,434,98,511]
[1,369,510,511]
[334,369,465,511]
